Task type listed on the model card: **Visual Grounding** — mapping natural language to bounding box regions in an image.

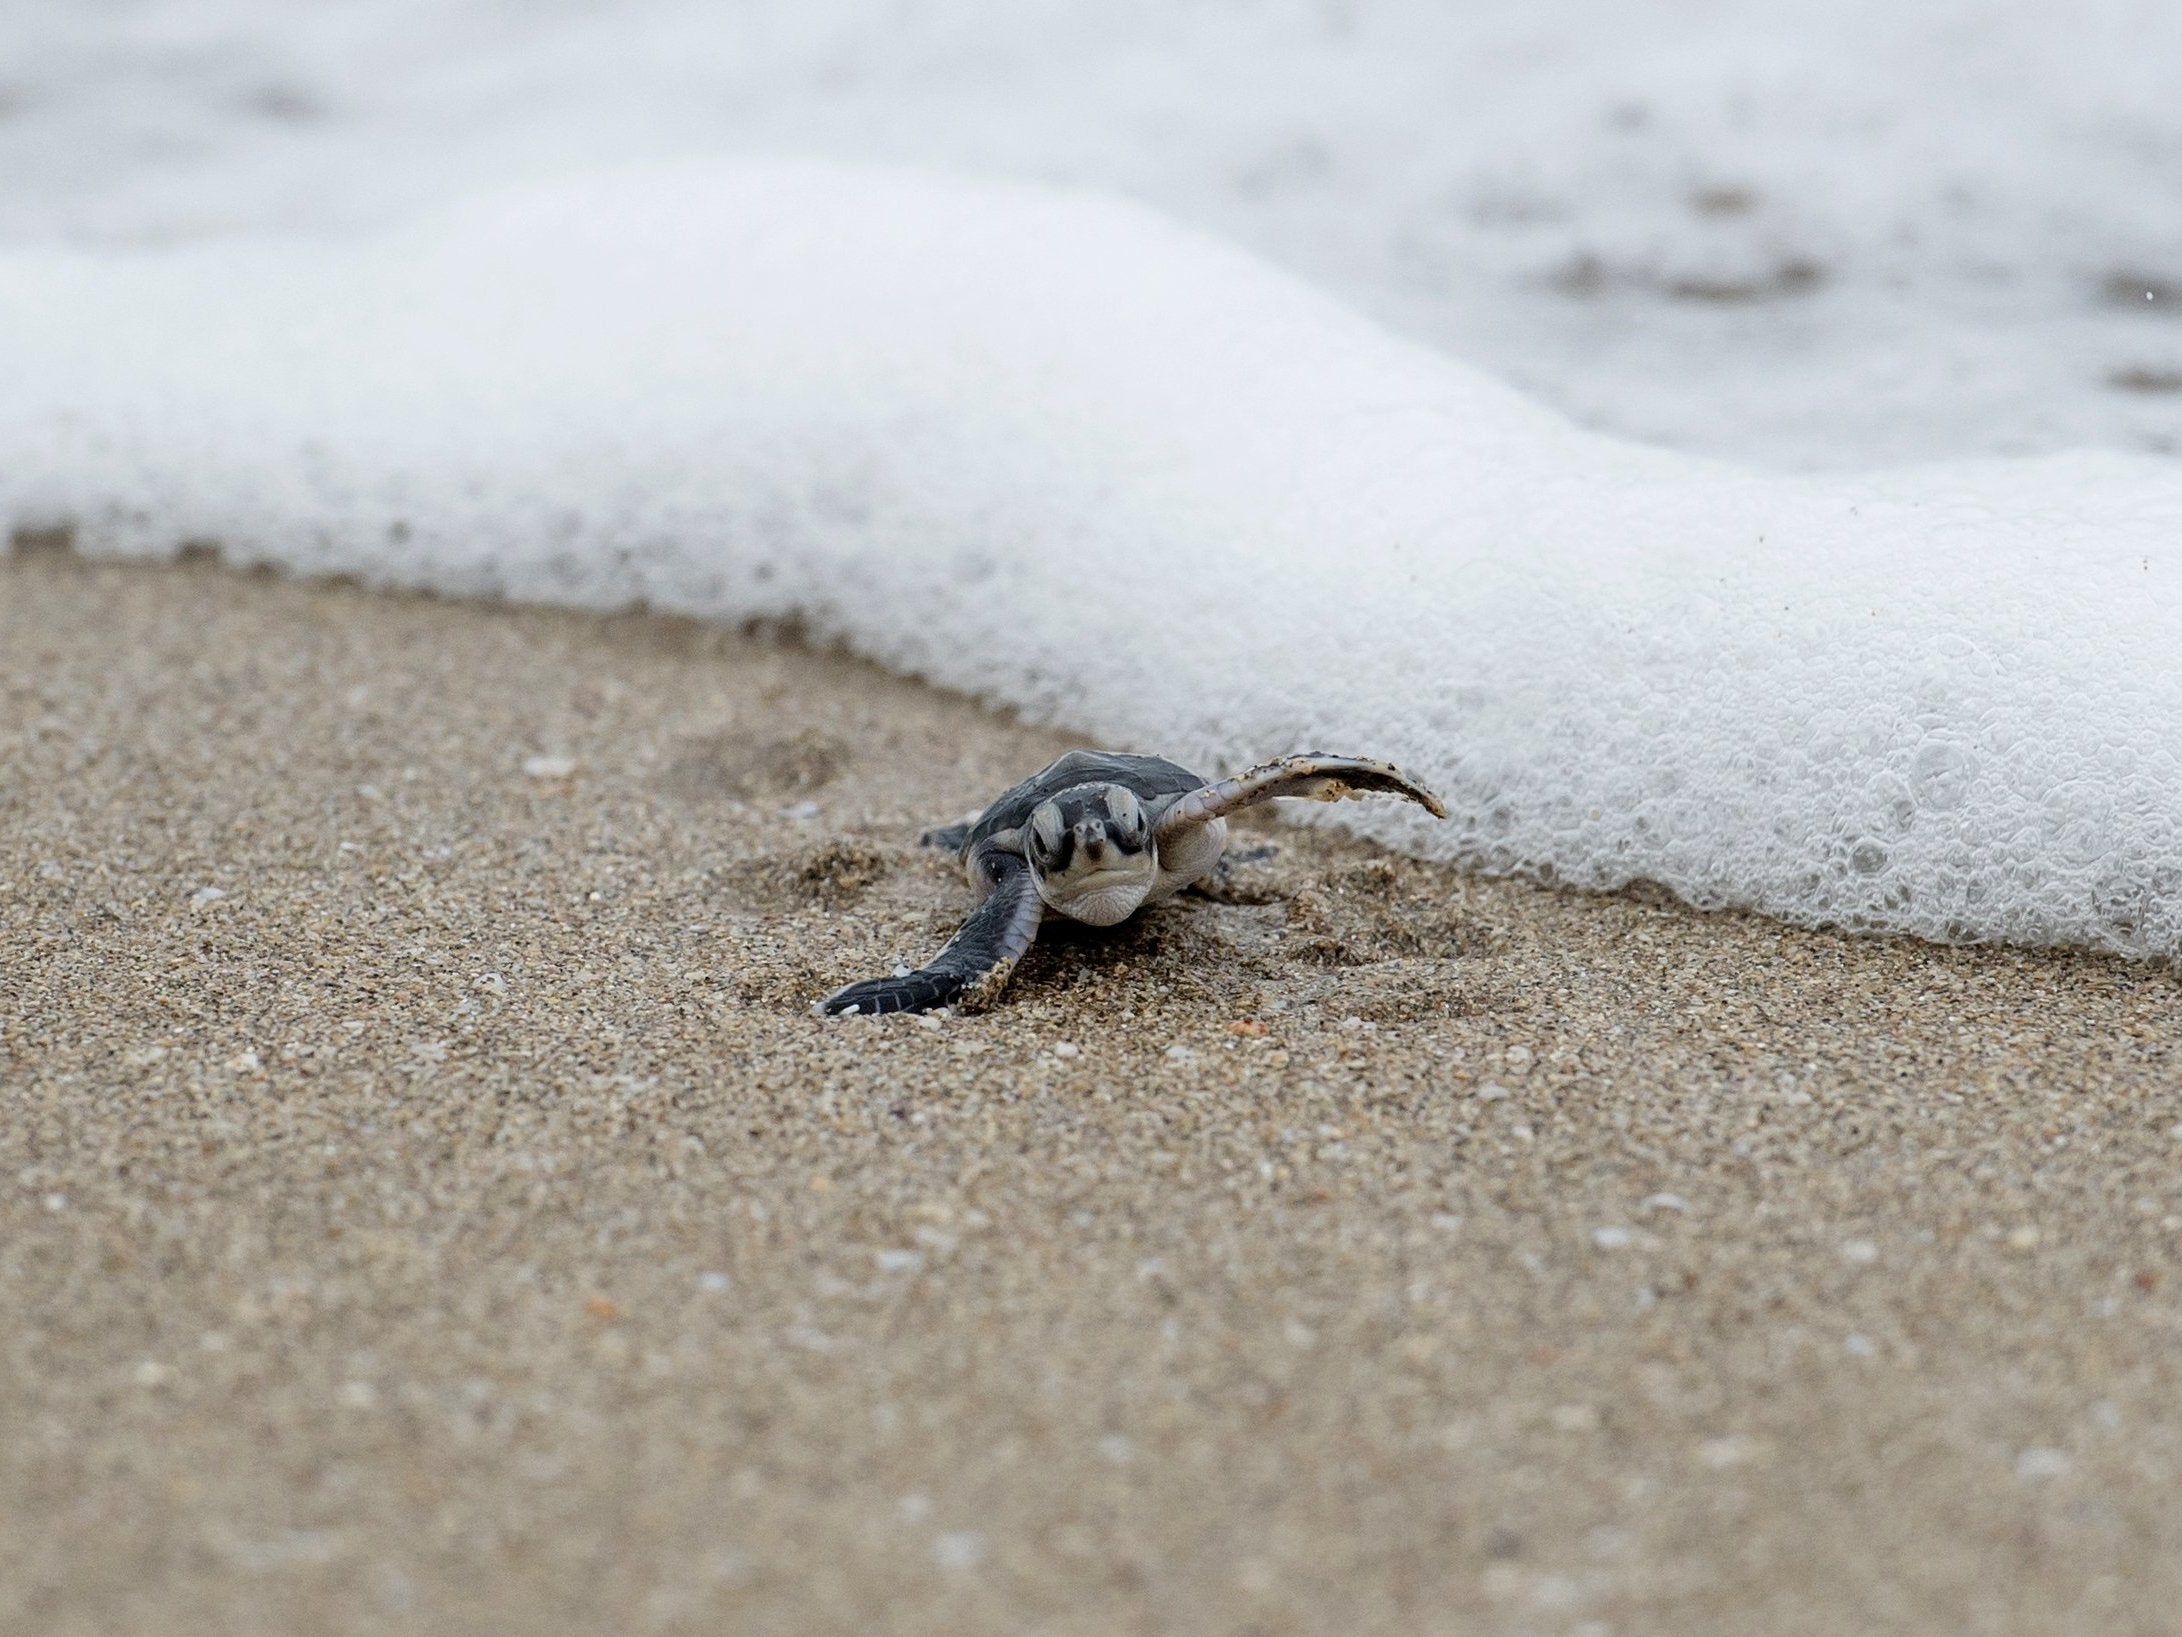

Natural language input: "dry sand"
[3,548,2180,1636]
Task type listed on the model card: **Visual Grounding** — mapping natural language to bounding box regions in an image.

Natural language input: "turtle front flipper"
[1153,753,1448,845]
[818,853,1043,1016]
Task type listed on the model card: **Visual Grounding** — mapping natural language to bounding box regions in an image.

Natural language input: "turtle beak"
[1074,820,1117,866]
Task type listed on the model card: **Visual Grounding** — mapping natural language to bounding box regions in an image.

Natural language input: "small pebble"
[782,800,821,820]
[1842,1240,1880,1264]
[190,885,227,905]
[2015,1447,2070,1481]
[1641,1192,1691,1214]
[695,1271,732,1294]
[1051,1041,1080,1058]
[933,1532,985,1570]
[1592,1226,1632,1251]
[1698,1436,1762,1469]
[521,753,576,778]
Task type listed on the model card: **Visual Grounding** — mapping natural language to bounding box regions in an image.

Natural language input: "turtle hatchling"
[819,751,1447,1016]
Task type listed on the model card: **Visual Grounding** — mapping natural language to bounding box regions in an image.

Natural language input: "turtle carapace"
[818,751,1448,1016]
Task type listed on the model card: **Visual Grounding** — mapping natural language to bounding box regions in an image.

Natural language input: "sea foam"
[5,159,2180,956]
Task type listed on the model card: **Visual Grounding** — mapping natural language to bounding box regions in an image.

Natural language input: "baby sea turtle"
[819,751,1447,1016]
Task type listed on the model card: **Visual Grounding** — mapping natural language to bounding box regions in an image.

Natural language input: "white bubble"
[1910,739,1975,810]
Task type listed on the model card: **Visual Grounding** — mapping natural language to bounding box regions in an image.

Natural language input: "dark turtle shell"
[966,750,1207,857]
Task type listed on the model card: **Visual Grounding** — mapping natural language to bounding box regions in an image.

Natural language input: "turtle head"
[1024,783,1156,925]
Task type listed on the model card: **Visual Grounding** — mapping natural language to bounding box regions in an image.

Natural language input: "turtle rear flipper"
[918,805,985,852]
[819,854,1043,1016]
[1154,753,1446,845]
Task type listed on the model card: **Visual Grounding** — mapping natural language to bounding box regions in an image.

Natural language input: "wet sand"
[3,549,2179,1636]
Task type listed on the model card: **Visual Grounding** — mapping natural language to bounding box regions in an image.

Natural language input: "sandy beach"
[4,547,2179,1635]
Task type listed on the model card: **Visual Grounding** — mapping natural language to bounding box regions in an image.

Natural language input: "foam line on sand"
[5,160,2182,957]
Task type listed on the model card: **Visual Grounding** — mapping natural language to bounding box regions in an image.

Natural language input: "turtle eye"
[1029,806,1064,863]
[1101,790,1139,843]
